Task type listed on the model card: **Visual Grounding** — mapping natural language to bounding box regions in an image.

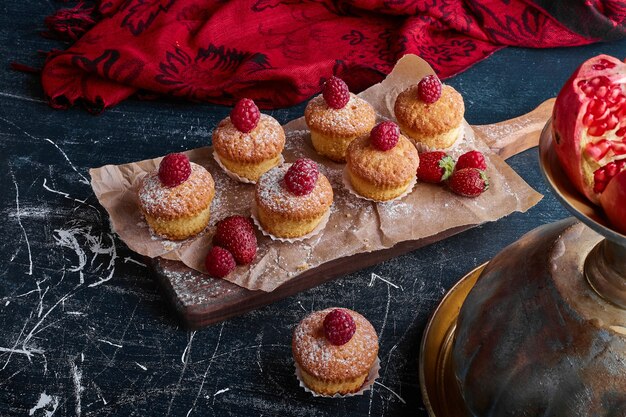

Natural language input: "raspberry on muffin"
[213,98,285,183]
[254,160,333,239]
[304,77,376,163]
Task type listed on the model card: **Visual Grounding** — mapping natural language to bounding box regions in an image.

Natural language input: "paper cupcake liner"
[412,125,466,154]
[250,204,331,243]
[294,357,380,398]
[213,151,284,185]
[342,168,417,203]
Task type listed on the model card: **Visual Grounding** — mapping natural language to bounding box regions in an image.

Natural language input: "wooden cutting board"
[152,99,555,329]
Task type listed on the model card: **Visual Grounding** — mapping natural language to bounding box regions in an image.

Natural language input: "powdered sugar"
[255,164,332,215]
[306,94,376,136]
[138,163,214,216]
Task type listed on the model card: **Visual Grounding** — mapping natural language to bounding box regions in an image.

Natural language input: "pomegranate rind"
[552,54,625,205]
[599,170,626,235]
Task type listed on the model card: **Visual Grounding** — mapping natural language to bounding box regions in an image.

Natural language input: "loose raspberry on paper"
[158,153,191,187]
[371,121,400,151]
[417,75,442,104]
[448,168,489,197]
[284,158,319,196]
[230,98,260,133]
[213,216,257,265]
[456,150,487,171]
[322,76,350,109]
[416,151,455,183]
[205,246,236,278]
[323,309,356,346]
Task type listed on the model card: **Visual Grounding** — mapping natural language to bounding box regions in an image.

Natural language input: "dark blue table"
[1,3,625,416]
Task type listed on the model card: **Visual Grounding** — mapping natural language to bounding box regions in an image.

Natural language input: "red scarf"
[37,0,626,112]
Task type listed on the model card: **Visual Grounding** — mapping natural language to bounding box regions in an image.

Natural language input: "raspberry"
[284,158,319,196]
[158,153,191,187]
[323,309,356,346]
[456,150,487,171]
[212,216,257,265]
[417,75,442,104]
[417,151,455,183]
[322,76,350,109]
[205,246,236,278]
[230,98,260,133]
[370,121,399,151]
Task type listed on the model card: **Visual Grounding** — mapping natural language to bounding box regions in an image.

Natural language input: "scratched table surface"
[2,2,626,416]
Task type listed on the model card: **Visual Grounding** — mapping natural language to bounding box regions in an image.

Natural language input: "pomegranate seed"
[613,142,626,155]
[606,114,619,130]
[588,123,607,137]
[597,86,608,98]
[590,77,602,87]
[607,87,622,103]
[590,99,607,116]
[586,139,611,161]
[616,127,626,137]
[606,162,618,177]
[583,85,595,96]
[594,181,606,193]
[595,169,606,183]
[583,112,594,127]
[595,59,617,70]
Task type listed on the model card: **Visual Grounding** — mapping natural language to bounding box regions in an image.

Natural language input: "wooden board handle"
[473,98,555,160]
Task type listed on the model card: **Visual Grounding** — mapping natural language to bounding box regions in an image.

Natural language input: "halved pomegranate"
[553,54,626,204]
[599,170,626,235]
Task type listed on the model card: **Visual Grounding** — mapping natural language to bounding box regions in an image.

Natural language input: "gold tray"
[419,263,487,417]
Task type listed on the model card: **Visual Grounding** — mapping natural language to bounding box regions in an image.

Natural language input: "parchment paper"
[90,55,542,292]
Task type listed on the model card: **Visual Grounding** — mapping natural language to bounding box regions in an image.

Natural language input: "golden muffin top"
[305,93,376,138]
[213,114,285,163]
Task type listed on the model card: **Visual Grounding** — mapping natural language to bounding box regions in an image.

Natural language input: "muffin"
[138,153,215,240]
[292,308,379,395]
[346,121,420,201]
[213,98,285,182]
[255,159,333,239]
[394,75,465,150]
[305,76,376,162]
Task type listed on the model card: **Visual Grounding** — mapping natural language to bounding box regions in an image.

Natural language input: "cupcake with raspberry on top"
[346,121,419,201]
[292,308,379,396]
[394,74,465,150]
[305,76,376,163]
[213,98,285,182]
[138,153,215,240]
[254,158,333,239]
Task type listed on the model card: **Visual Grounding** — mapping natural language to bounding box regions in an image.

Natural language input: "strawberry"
[456,150,487,171]
[416,151,455,183]
[212,216,257,265]
[448,168,489,197]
